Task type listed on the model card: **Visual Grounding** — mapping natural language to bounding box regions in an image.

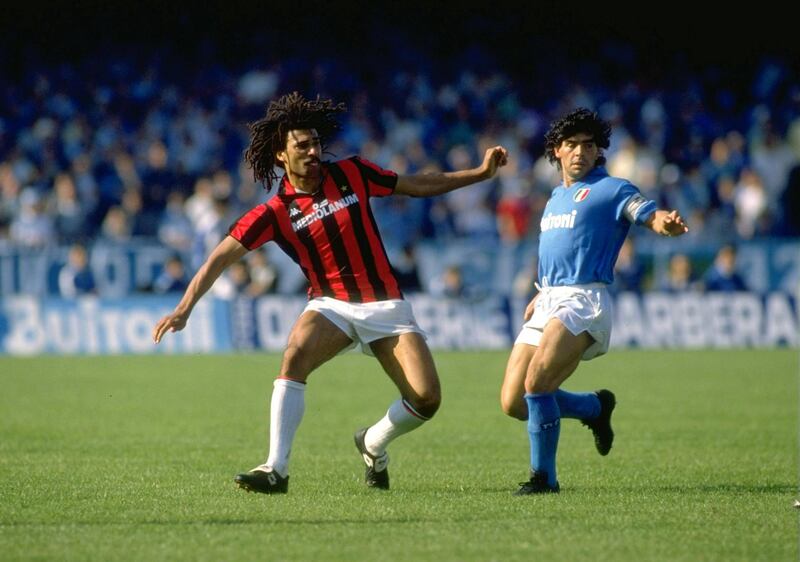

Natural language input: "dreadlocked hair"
[244,91,347,189]
[544,107,612,169]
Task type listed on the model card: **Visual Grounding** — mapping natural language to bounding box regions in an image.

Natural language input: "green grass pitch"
[1,349,797,561]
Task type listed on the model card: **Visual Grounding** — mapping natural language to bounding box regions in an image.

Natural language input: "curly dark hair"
[244,91,347,189]
[543,108,611,170]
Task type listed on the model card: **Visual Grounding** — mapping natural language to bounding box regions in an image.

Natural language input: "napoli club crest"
[573,188,590,202]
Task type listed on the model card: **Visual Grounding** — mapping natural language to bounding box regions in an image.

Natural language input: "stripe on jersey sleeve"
[351,156,398,197]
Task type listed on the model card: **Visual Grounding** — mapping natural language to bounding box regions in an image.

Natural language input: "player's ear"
[276,149,286,164]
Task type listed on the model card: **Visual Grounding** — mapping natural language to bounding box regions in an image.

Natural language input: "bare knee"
[500,394,528,420]
[502,344,534,420]
[406,388,441,419]
[279,343,313,380]
[500,381,527,419]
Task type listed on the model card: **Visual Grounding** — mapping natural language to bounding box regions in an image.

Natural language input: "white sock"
[261,378,306,477]
[364,398,428,457]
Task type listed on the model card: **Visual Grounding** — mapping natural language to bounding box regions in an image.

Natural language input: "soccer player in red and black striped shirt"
[153,92,508,494]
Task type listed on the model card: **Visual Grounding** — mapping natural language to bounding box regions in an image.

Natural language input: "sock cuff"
[274,377,307,391]
[401,399,430,421]
[524,392,555,399]
[524,392,560,429]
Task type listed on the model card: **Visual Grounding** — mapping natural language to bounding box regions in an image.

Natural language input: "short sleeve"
[616,182,656,225]
[351,156,398,198]
[228,204,276,250]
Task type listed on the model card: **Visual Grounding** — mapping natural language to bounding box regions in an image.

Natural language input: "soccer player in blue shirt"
[500,108,689,494]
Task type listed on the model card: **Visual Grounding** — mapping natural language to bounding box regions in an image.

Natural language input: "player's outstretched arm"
[152,236,248,343]
[394,146,508,197]
[645,209,689,237]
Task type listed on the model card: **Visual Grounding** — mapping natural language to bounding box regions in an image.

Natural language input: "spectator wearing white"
[10,188,54,248]
[751,125,796,210]
[245,250,279,297]
[734,168,769,239]
[185,176,215,228]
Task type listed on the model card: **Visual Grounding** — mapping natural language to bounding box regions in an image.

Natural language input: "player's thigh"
[369,332,441,412]
[280,310,354,380]
[526,318,593,392]
[501,343,536,419]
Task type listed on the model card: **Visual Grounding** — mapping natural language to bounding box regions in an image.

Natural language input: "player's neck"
[562,173,578,188]
[287,170,323,194]
[562,167,596,187]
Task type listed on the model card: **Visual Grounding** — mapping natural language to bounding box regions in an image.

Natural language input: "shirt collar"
[585,166,608,180]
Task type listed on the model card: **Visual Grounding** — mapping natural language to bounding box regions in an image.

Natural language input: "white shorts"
[304,297,426,356]
[514,283,612,360]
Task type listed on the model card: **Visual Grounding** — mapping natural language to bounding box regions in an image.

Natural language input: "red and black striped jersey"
[228,156,403,303]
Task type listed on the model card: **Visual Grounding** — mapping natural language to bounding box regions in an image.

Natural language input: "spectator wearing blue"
[157,190,195,253]
[152,254,189,294]
[392,244,423,293]
[658,253,701,293]
[611,238,644,294]
[58,243,97,297]
[52,173,90,243]
[703,244,748,292]
[430,264,468,299]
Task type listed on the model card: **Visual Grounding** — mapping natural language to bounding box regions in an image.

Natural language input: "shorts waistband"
[537,282,607,292]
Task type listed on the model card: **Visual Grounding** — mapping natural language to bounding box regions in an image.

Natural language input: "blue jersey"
[538,167,656,286]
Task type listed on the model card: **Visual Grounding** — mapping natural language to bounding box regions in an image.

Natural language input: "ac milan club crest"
[573,188,590,202]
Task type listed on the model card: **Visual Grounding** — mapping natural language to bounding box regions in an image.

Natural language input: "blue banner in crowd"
[0,296,231,355]
[610,292,798,348]
[2,241,800,297]
[0,292,796,355]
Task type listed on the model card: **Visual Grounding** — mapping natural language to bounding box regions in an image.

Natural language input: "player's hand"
[153,311,189,344]
[480,146,508,179]
[523,294,538,322]
[662,210,689,237]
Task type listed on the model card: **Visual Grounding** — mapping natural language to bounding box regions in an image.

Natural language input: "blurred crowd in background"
[1,6,798,300]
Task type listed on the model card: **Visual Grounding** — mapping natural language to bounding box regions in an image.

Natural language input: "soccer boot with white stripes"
[354,427,390,489]
[581,389,616,456]
[234,467,289,494]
